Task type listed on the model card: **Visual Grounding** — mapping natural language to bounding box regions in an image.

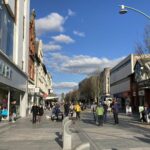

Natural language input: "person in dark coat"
[64,102,70,116]
[37,105,44,122]
[112,99,119,124]
[31,103,38,123]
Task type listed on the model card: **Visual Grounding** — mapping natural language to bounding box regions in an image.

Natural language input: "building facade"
[35,40,52,105]
[110,54,139,110]
[0,0,30,118]
[134,57,150,108]
[27,11,53,113]
[28,10,36,113]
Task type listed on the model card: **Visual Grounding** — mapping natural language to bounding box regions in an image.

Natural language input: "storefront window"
[0,0,14,60]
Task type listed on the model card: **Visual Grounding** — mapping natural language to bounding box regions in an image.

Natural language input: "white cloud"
[44,53,125,75]
[53,82,78,89]
[36,13,65,35]
[43,43,62,51]
[52,34,75,44]
[73,30,85,37]
[68,9,75,16]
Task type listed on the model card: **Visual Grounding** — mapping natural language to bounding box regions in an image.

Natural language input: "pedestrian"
[69,103,74,117]
[96,103,104,126]
[103,102,108,123]
[91,102,97,121]
[112,99,119,124]
[72,105,77,124]
[1,107,8,119]
[146,106,150,124]
[10,100,17,123]
[140,107,147,123]
[0,105,2,122]
[37,105,44,123]
[64,102,70,117]
[31,103,38,123]
[139,106,144,122]
[75,102,81,120]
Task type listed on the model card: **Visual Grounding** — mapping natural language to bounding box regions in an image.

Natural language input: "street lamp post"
[119,5,150,20]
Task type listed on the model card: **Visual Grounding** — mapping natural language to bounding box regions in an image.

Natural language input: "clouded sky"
[31,0,150,94]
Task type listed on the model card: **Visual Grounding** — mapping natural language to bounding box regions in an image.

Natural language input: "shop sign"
[138,90,145,96]
[28,84,35,89]
[0,60,12,79]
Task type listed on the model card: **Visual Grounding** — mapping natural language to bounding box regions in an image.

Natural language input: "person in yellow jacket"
[75,103,81,120]
[96,103,104,126]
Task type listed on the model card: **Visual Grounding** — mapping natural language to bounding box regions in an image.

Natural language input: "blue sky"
[31,0,150,94]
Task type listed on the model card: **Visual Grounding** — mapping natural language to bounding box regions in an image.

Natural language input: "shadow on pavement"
[55,132,63,148]
[81,118,96,125]
[134,135,150,144]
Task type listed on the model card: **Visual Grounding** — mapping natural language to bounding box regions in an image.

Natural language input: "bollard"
[62,116,70,136]
[75,142,90,150]
[62,116,70,127]
[63,120,72,150]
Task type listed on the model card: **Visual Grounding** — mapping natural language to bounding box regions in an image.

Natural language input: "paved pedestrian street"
[0,113,63,150]
[74,110,150,150]
[0,110,150,150]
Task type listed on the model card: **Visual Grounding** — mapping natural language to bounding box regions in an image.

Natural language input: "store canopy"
[44,96,58,100]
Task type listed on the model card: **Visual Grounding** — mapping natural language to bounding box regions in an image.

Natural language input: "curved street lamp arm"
[124,5,150,20]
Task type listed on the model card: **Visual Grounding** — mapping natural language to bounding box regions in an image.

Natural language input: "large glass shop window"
[0,0,14,60]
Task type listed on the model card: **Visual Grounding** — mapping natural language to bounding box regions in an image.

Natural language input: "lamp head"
[119,5,128,14]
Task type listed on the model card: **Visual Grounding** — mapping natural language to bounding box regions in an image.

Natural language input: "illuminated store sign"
[0,60,12,79]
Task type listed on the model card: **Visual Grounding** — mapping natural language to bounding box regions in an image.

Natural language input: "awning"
[44,96,58,100]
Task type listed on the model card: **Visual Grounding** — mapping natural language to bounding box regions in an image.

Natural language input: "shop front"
[114,91,131,110]
[0,83,26,120]
[0,52,28,120]
[28,86,44,115]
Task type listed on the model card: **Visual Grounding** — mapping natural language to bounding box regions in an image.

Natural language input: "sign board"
[28,84,35,89]
[0,59,12,79]
[35,88,40,93]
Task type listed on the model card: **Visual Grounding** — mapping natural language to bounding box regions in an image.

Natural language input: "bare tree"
[144,25,150,53]
[135,25,150,78]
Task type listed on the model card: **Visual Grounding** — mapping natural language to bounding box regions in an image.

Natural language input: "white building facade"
[0,0,30,118]
[28,40,53,110]
[35,40,53,104]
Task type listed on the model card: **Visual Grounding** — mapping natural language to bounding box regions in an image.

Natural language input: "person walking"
[146,106,150,124]
[75,103,81,120]
[96,103,104,126]
[112,99,119,124]
[69,103,74,117]
[31,103,38,124]
[37,105,44,123]
[10,100,17,123]
[103,102,108,123]
[0,105,2,122]
[64,102,70,117]
[91,102,97,121]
